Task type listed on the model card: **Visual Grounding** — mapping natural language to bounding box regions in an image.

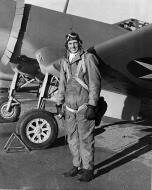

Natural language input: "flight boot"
[62,166,82,177]
[78,169,94,182]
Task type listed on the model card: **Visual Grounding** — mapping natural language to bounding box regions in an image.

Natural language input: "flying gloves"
[86,105,96,120]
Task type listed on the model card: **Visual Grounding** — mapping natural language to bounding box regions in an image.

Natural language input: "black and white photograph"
[0,0,151,189]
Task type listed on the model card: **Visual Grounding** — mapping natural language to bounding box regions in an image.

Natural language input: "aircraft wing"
[93,23,152,98]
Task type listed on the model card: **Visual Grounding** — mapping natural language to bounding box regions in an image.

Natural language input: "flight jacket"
[57,49,101,108]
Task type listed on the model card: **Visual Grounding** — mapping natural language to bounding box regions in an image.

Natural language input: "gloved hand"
[86,105,96,120]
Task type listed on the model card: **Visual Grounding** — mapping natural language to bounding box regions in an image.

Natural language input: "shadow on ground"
[94,133,152,179]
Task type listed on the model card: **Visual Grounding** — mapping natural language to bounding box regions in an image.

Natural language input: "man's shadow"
[93,133,152,179]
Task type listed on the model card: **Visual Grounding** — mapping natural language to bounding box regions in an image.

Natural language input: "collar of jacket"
[64,49,85,64]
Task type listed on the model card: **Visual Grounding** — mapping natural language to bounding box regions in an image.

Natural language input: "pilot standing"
[56,32,101,182]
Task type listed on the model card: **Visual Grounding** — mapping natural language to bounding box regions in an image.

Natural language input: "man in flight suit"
[56,32,101,182]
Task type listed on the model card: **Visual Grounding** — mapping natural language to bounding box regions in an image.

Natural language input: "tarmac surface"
[0,91,152,190]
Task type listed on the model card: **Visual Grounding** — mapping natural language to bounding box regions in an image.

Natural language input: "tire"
[0,97,21,122]
[16,109,58,149]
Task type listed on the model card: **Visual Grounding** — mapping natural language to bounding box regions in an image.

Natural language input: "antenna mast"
[63,0,69,13]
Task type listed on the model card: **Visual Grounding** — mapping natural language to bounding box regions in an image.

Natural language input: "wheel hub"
[26,118,51,143]
[35,126,43,134]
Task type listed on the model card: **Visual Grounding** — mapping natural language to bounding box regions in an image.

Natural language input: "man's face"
[67,40,79,54]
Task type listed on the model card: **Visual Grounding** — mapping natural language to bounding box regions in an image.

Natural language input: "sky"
[25,0,152,23]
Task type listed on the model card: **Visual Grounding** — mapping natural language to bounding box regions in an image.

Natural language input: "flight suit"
[57,50,101,170]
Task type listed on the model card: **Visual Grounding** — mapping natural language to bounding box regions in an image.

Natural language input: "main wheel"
[0,97,21,122]
[16,109,58,149]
